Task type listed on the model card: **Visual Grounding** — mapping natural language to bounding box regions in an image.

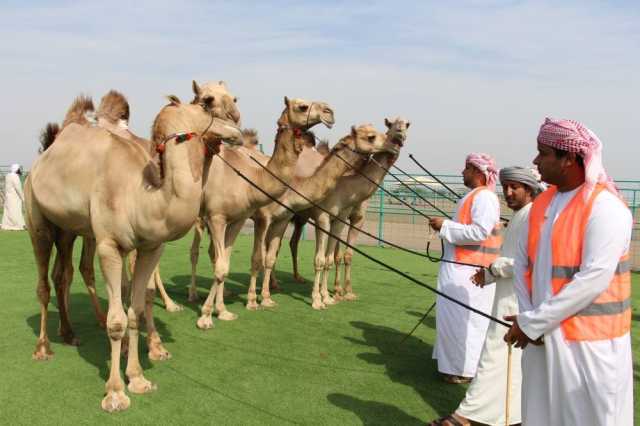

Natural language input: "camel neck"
[355,151,397,199]
[253,127,299,202]
[300,146,363,203]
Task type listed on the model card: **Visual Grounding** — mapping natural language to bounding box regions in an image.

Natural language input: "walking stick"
[505,342,513,426]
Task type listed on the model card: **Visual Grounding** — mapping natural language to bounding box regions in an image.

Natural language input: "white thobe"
[513,187,634,426]
[432,188,500,377]
[456,203,529,425]
[1,172,25,230]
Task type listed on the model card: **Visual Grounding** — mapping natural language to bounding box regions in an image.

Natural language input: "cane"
[505,342,513,426]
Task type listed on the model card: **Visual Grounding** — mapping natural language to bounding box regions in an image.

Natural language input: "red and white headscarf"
[466,153,498,191]
[537,117,618,199]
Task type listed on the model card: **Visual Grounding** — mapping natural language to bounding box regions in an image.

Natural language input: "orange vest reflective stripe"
[525,184,631,341]
[454,186,503,267]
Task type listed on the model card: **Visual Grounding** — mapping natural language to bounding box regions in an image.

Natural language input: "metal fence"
[3,166,640,270]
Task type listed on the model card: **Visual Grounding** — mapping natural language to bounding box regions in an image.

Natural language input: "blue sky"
[1,1,638,177]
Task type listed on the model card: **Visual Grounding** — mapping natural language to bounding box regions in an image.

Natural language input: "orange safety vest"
[525,184,631,341]
[454,186,502,267]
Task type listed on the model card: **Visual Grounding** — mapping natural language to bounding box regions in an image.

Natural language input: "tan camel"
[193,97,335,328]
[308,117,410,305]
[25,92,242,412]
[248,124,399,310]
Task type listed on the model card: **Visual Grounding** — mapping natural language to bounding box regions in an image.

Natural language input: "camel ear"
[192,80,201,98]
[384,118,392,129]
[406,121,411,129]
[166,95,181,106]
[284,96,290,107]
[218,80,227,88]
[351,125,358,138]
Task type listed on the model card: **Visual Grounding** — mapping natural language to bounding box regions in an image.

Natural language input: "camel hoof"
[148,345,172,361]
[333,293,344,302]
[101,390,130,412]
[165,302,184,313]
[32,341,54,361]
[293,275,306,283]
[188,291,199,303]
[217,310,238,321]
[323,297,336,306]
[197,315,214,330]
[344,293,358,301]
[261,298,277,308]
[246,301,259,311]
[127,376,157,394]
[312,300,324,310]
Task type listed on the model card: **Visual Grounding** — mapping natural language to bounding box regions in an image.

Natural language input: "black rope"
[332,151,433,220]
[215,153,510,328]
[408,154,462,199]
[387,162,459,204]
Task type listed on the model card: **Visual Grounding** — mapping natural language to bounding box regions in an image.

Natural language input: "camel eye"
[233,97,238,103]
[298,104,309,112]
[368,135,376,143]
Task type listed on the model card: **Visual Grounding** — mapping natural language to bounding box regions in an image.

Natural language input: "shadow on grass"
[405,309,436,329]
[26,292,174,381]
[327,393,423,426]
[328,320,467,423]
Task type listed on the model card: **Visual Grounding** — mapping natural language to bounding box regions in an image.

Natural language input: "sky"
[1,0,638,178]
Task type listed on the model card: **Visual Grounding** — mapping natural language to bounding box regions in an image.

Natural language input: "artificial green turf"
[0,230,638,425]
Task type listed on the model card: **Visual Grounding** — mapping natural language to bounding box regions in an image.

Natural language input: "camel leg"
[189,219,204,302]
[247,216,268,311]
[261,219,289,308]
[79,237,107,328]
[321,217,348,306]
[311,213,331,310]
[52,231,80,345]
[343,210,365,301]
[154,265,183,312]
[198,217,227,328]
[26,205,56,361]
[97,240,130,412]
[289,216,306,283]
[125,247,161,395]
[145,267,172,361]
[213,219,244,319]
[333,242,345,301]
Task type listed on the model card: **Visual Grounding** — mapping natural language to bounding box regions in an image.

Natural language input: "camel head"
[278,97,335,131]
[337,124,395,156]
[192,80,241,125]
[384,117,411,151]
[316,138,330,156]
[241,128,259,150]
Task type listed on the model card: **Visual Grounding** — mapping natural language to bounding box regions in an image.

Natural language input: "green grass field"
[0,230,638,425]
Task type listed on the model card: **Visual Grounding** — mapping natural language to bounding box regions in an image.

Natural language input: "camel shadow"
[26,292,174,381]
[327,393,423,426]
[335,321,467,421]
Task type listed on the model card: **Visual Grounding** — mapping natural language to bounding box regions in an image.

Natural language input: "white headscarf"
[10,164,21,174]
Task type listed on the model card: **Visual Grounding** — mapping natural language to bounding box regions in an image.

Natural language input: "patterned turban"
[466,153,498,191]
[537,117,618,198]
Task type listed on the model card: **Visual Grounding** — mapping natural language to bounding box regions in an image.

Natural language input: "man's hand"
[503,315,533,349]
[429,217,445,232]
[470,268,486,287]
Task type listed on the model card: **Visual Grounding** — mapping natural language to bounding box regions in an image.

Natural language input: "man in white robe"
[1,164,26,230]
[505,118,633,425]
[429,153,500,383]
[430,167,546,426]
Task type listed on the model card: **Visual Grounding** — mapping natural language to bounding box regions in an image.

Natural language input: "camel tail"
[38,122,60,153]
[97,90,130,125]
[61,94,95,128]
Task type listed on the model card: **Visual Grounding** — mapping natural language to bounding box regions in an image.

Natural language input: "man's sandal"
[427,414,469,426]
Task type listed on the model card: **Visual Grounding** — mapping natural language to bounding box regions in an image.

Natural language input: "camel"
[307,117,410,305]
[25,91,242,412]
[193,96,335,329]
[248,124,399,310]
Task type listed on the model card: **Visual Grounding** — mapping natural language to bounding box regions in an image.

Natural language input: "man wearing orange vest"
[429,153,502,384]
[505,118,633,425]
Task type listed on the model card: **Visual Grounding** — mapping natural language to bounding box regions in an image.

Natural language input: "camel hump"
[62,94,95,128]
[38,122,61,153]
[97,90,130,124]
